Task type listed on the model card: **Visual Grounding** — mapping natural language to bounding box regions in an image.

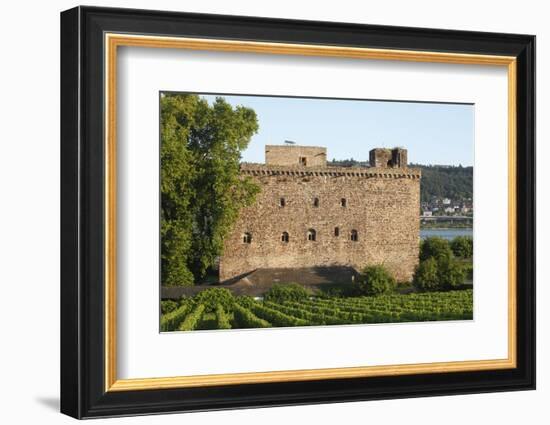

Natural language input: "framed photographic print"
[60,6,535,419]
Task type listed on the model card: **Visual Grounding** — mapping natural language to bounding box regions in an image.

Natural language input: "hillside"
[411,164,472,203]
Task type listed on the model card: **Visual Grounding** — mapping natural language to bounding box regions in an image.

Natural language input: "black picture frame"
[61,5,535,419]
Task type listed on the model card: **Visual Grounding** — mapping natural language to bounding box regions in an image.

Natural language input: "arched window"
[243,232,252,244]
[350,229,358,242]
[341,198,347,207]
[334,227,340,237]
[307,229,316,241]
[281,232,289,243]
[313,197,319,207]
[279,197,286,207]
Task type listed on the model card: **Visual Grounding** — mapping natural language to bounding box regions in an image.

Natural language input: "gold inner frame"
[104,33,517,392]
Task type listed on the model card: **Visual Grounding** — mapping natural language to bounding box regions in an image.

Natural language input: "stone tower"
[369,147,408,168]
[265,145,327,167]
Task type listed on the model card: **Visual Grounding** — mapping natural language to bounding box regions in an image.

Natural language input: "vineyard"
[160,289,473,332]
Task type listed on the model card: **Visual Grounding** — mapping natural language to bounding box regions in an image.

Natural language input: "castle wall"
[219,166,421,283]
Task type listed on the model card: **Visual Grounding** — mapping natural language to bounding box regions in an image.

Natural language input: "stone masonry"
[266,145,327,167]
[219,145,421,283]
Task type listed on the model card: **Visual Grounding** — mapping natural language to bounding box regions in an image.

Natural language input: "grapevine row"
[160,289,473,330]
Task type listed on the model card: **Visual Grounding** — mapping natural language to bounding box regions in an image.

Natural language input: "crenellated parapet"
[240,163,421,179]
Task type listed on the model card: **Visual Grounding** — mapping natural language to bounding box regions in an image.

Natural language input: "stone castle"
[219,145,421,283]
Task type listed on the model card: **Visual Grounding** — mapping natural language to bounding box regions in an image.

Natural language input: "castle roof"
[239,163,421,179]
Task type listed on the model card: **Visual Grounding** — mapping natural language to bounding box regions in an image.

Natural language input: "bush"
[194,287,234,312]
[264,283,310,304]
[356,265,396,296]
[413,258,440,292]
[462,262,474,280]
[420,237,453,262]
[438,258,466,289]
[161,299,178,314]
[450,236,473,259]
[413,257,466,292]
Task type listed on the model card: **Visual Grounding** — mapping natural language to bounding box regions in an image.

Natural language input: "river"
[420,228,473,241]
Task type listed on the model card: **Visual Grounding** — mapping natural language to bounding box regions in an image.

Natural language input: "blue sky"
[199,94,474,166]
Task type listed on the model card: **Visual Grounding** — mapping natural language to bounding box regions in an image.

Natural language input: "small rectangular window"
[334,227,340,237]
[341,198,347,207]
[279,197,286,207]
[299,156,307,166]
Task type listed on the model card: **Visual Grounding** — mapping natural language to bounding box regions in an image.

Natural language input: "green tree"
[414,256,465,292]
[160,95,197,286]
[420,237,453,262]
[356,265,396,296]
[437,257,466,289]
[413,258,439,292]
[161,94,260,286]
[450,236,473,259]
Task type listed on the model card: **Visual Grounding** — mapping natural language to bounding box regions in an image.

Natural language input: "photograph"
[159,93,474,332]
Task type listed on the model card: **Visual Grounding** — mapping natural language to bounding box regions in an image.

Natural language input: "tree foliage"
[450,236,473,259]
[420,237,453,262]
[413,257,440,292]
[160,94,260,286]
[437,257,466,290]
[412,164,473,204]
[414,237,467,292]
[356,265,396,296]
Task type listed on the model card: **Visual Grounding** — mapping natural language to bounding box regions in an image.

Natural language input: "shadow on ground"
[35,396,59,412]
